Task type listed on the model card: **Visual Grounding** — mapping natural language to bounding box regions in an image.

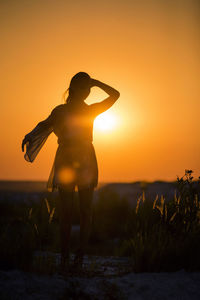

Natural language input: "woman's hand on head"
[90,78,98,88]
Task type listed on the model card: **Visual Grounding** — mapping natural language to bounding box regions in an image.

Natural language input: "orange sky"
[1,0,200,183]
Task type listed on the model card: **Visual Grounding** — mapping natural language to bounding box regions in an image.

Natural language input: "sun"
[94,111,118,132]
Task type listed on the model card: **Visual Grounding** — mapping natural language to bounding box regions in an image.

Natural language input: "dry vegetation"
[0,170,199,274]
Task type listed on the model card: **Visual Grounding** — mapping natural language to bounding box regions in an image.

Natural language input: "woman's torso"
[49,102,98,189]
[53,102,94,145]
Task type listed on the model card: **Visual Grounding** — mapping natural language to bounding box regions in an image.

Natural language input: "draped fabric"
[46,141,98,192]
[22,102,105,192]
[23,105,62,163]
[23,101,112,191]
[23,121,53,163]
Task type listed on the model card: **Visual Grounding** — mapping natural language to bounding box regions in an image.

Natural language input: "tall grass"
[0,170,199,273]
[120,170,200,272]
[0,196,58,270]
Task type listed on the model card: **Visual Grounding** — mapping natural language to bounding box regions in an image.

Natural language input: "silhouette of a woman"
[22,72,120,271]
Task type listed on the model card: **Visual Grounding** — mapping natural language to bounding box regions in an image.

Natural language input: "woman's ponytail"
[62,88,70,103]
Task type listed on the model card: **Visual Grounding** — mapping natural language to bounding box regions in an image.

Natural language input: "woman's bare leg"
[58,184,75,269]
[75,187,94,265]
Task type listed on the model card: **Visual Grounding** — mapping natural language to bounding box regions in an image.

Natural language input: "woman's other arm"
[89,79,120,116]
[22,104,63,152]
[22,114,54,152]
[21,105,63,162]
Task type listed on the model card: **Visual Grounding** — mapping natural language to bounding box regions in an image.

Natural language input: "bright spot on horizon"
[94,111,118,132]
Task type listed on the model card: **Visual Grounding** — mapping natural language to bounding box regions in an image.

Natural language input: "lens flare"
[58,167,75,184]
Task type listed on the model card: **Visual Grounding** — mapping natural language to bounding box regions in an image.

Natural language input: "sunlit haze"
[94,112,118,132]
[0,0,200,183]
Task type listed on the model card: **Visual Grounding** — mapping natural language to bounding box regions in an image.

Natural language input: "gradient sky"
[1,0,200,183]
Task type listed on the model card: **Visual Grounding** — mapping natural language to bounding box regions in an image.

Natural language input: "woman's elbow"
[113,90,120,100]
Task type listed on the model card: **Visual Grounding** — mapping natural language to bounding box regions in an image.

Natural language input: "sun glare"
[94,111,118,132]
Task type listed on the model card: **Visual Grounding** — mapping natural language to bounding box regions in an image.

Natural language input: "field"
[0,170,200,298]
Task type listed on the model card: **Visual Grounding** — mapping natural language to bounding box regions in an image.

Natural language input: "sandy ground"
[1,253,200,299]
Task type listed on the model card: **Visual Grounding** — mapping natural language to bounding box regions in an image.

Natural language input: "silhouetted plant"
[0,171,199,272]
[120,170,200,272]
[0,196,57,270]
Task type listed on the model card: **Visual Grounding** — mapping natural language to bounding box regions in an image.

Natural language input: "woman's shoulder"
[51,104,66,115]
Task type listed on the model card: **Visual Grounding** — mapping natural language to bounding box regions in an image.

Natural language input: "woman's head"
[66,72,91,104]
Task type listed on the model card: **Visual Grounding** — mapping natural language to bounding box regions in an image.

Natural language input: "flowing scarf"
[23,118,54,163]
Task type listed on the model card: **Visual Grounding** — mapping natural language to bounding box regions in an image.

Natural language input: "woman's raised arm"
[89,79,120,116]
